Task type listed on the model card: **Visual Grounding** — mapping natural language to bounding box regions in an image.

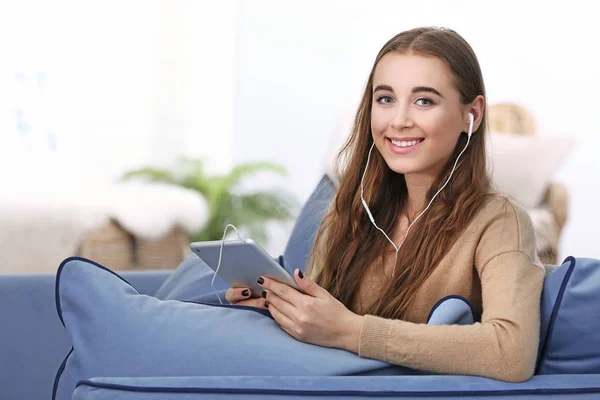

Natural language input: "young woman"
[225,27,545,383]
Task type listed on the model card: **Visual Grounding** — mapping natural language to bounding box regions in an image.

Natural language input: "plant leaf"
[120,168,179,185]
[121,158,298,245]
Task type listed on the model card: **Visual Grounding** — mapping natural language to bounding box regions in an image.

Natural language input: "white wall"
[2,1,599,260]
[152,0,236,174]
[0,0,236,190]
[233,0,600,259]
[0,1,157,186]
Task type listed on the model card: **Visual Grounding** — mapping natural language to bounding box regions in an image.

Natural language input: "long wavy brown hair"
[308,27,491,320]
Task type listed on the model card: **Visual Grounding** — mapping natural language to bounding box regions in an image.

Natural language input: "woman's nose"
[389,105,413,130]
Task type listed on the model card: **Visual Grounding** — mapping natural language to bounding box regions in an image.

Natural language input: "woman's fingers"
[225,288,269,309]
[235,297,270,310]
[225,287,252,304]
[258,277,303,305]
[264,291,296,319]
[267,301,294,332]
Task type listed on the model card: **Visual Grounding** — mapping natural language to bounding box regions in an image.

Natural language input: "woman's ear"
[466,95,485,133]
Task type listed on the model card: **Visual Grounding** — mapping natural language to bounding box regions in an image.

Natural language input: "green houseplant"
[121,158,298,245]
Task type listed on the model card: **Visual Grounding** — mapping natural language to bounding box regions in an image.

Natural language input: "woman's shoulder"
[478,190,533,225]
[469,190,542,268]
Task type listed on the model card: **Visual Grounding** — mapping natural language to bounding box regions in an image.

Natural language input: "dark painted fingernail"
[298,270,304,279]
[257,277,264,285]
[261,290,267,298]
[242,289,249,297]
[264,301,269,308]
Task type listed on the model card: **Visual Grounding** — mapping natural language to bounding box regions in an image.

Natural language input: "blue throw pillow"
[153,254,229,302]
[53,257,474,400]
[536,256,600,374]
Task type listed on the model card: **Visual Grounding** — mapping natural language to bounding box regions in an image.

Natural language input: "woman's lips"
[386,137,424,155]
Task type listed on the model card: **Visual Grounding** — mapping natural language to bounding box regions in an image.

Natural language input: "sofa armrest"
[0,269,171,400]
[0,274,72,400]
[73,375,600,400]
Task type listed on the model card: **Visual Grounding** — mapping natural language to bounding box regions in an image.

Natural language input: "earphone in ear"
[467,112,474,138]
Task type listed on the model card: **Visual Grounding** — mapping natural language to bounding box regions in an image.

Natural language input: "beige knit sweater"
[314,194,546,382]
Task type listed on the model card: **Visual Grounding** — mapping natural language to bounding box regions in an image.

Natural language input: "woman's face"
[370,52,470,181]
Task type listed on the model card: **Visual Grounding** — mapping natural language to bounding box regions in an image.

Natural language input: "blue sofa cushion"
[537,256,600,374]
[72,375,600,400]
[53,257,474,400]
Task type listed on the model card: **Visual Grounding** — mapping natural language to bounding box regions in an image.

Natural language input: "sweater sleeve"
[357,199,546,382]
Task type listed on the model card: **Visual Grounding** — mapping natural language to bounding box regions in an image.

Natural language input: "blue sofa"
[2,176,600,400]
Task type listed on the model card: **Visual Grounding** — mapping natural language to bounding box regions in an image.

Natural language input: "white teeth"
[390,139,421,148]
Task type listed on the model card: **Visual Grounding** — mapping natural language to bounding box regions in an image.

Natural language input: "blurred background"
[0,0,597,273]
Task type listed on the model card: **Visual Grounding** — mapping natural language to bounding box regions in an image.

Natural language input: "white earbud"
[467,112,474,138]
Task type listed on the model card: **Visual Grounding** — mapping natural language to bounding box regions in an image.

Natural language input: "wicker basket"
[78,220,135,270]
[488,103,537,136]
[135,225,188,270]
[77,220,188,271]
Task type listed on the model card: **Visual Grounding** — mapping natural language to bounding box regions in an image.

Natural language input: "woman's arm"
[359,250,544,382]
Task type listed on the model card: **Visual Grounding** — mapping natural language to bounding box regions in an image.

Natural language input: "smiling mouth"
[388,138,424,148]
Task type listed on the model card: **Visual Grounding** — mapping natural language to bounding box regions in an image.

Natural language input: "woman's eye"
[415,98,434,106]
[377,96,393,104]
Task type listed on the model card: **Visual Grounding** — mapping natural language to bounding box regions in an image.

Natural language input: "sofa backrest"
[283,175,335,274]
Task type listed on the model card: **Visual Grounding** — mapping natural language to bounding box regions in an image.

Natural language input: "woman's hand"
[225,287,269,310]
[258,270,364,353]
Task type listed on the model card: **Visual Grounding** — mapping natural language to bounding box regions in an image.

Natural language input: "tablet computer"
[190,238,299,298]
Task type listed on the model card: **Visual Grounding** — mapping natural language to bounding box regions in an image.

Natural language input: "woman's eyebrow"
[373,84,394,93]
[373,84,444,99]
[412,86,444,98]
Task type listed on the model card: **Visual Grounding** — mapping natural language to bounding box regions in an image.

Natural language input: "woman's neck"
[403,173,435,220]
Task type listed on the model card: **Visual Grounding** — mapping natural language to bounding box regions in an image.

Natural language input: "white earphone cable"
[212,224,246,304]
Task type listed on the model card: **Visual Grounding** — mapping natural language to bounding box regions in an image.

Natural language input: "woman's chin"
[383,160,421,175]
[384,160,443,181]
